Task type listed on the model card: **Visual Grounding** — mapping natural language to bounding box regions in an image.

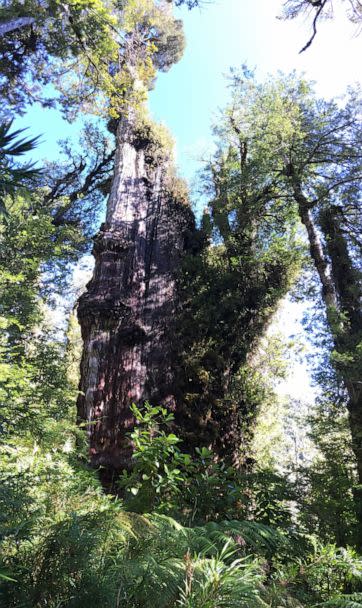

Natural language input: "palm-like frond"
[0,120,41,214]
[178,541,267,608]
[0,121,40,157]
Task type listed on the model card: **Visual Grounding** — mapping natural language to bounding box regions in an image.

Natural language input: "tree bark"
[319,205,362,546]
[290,168,362,547]
[290,173,338,310]
[0,17,35,37]
[77,117,193,475]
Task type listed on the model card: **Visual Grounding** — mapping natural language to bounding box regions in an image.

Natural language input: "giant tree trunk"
[77,117,193,475]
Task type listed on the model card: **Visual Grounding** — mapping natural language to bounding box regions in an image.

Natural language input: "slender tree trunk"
[290,174,338,310]
[291,168,362,547]
[0,17,35,37]
[319,206,362,338]
[319,205,362,546]
[77,116,192,476]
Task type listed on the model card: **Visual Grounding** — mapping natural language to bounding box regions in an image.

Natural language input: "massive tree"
[75,3,302,477]
[76,0,194,478]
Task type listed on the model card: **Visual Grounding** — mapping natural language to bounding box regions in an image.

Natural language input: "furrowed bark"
[290,173,338,311]
[77,117,193,474]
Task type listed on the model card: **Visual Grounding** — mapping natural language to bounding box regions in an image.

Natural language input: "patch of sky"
[10,0,361,414]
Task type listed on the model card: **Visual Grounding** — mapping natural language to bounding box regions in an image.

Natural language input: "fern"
[319,594,362,608]
[186,520,289,557]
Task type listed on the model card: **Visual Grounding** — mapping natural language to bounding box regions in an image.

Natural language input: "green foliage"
[118,404,298,542]
[0,191,83,339]
[320,593,362,608]
[273,543,362,606]
[133,113,175,165]
[295,400,358,547]
[0,0,187,116]
[0,0,119,114]
[118,402,191,514]
[175,75,304,459]
[178,542,265,608]
[0,121,41,214]
[0,19,361,608]
[2,429,360,608]
[0,145,104,444]
[215,69,362,542]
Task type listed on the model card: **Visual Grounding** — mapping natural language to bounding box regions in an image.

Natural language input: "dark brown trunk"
[77,118,193,473]
[319,205,362,341]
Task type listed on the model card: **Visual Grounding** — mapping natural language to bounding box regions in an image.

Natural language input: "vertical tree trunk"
[291,168,362,546]
[77,117,192,475]
[319,205,362,546]
[290,173,338,310]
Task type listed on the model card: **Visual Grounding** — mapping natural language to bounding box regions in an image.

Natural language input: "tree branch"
[299,0,328,52]
[0,16,35,37]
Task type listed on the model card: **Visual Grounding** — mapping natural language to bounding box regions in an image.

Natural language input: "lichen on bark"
[77,114,194,474]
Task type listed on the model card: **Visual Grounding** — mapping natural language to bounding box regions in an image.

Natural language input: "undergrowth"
[1,404,361,607]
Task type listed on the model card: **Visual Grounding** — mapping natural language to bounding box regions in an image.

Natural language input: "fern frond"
[188,520,287,556]
[122,556,185,608]
[319,594,362,608]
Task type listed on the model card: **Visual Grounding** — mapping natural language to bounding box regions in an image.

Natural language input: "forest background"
[13,0,362,398]
[1,0,362,607]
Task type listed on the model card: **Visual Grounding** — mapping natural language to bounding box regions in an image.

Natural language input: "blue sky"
[20,0,360,400]
[150,0,361,180]
[15,0,362,183]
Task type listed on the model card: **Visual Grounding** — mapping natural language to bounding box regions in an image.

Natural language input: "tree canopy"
[1,2,362,607]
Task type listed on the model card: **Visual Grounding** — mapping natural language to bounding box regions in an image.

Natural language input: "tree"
[0,0,119,114]
[225,69,362,545]
[75,1,196,481]
[172,124,302,463]
[41,122,115,243]
[0,0,195,115]
[296,384,358,547]
[74,0,305,479]
[282,90,362,545]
